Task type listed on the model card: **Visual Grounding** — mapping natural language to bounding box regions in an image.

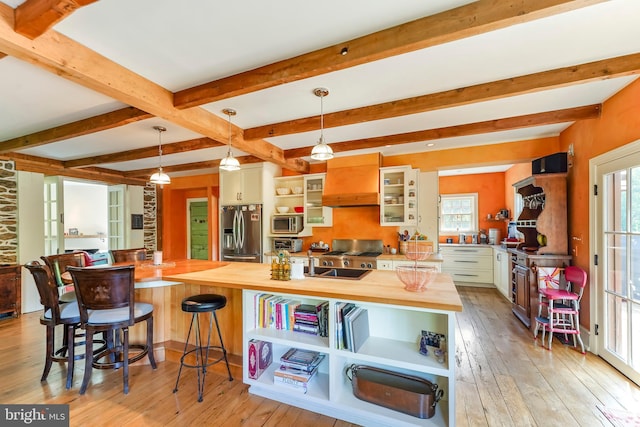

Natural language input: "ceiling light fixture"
[220,108,240,171]
[149,126,171,185]
[310,87,333,161]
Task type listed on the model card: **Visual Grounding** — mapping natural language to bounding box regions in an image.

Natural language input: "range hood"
[322,153,380,207]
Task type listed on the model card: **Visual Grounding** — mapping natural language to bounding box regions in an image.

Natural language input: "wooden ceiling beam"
[0,107,153,152]
[283,104,602,158]
[14,0,97,39]
[246,54,640,139]
[64,137,224,168]
[174,0,605,109]
[0,2,308,173]
[6,152,146,185]
[125,155,264,178]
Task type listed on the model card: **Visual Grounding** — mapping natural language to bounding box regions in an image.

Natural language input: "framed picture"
[68,228,78,236]
[131,214,143,230]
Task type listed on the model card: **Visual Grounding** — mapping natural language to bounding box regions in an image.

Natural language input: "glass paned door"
[598,158,640,385]
[108,185,125,250]
[44,176,64,255]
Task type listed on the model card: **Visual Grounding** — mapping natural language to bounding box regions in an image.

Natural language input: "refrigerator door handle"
[232,210,239,249]
[238,211,245,249]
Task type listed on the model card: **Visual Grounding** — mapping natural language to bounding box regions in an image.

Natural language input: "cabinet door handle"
[454,273,478,277]
[454,260,478,263]
[453,249,479,253]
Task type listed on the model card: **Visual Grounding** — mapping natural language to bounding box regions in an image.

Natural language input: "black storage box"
[532,152,568,175]
[346,364,443,419]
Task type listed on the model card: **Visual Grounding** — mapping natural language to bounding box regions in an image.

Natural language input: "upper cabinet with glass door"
[380,166,418,226]
[304,173,332,227]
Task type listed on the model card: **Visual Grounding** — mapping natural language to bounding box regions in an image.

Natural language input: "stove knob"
[322,260,328,266]
[360,262,366,268]
[328,260,333,266]
[367,262,374,269]
[343,260,350,267]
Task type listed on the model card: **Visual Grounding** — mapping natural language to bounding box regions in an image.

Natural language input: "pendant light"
[149,126,171,185]
[310,87,333,161]
[220,108,240,171]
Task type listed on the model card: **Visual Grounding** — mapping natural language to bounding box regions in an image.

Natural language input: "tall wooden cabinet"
[0,265,21,318]
[511,173,572,329]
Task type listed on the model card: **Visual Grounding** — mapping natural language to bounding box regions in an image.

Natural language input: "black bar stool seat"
[173,294,233,402]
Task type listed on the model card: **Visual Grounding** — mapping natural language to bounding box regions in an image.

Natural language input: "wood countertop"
[164,262,462,312]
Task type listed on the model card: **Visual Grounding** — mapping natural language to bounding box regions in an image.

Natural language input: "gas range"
[317,240,384,270]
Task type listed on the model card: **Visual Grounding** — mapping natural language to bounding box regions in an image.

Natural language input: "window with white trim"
[439,193,478,233]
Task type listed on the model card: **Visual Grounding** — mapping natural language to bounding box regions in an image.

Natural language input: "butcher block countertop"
[164,262,462,312]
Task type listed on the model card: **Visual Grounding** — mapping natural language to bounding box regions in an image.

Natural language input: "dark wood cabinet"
[512,264,528,322]
[0,265,21,318]
[510,251,571,329]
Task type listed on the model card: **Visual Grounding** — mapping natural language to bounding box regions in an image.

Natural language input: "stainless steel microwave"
[271,214,304,234]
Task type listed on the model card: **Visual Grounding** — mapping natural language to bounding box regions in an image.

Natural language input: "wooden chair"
[40,252,85,303]
[24,261,80,389]
[67,264,156,394]
[110,248,147,263]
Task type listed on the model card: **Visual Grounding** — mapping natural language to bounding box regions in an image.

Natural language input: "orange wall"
[438,172,508,242]
[160,174,219,261]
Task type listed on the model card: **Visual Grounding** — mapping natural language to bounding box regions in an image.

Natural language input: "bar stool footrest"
[179,346,227,369]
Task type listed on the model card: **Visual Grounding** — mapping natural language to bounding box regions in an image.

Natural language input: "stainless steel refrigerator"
[220,204,262,263]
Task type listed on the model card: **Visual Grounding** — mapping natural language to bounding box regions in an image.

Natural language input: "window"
[440,193,478,233]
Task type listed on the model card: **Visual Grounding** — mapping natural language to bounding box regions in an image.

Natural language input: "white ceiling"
[1,0,639,177]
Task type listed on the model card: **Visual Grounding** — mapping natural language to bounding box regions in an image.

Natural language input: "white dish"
[276,188,291,195]
[276,206,290,213]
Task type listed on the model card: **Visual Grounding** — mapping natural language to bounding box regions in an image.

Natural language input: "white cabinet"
[493,247,510,300]
[380,166,418,226]
[394,259,442,272]
[220,163,280,205]
[242,289,455,426]
[304,173,332,227]
[377,259,393,270]
[440,245,493,284]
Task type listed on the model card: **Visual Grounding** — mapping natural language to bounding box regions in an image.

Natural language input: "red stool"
[534,266,587,353]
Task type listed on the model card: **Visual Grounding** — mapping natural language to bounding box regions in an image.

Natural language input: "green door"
[189,200,209,260]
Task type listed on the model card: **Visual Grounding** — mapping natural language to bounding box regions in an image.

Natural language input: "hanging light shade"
[150,126,171,185]
[310,87,333,161]
[220,108,240,171]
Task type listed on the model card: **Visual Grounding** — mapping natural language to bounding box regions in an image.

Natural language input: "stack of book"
[273,348,325,393]
[335,302,369,352]
[253,295,329,337]
[293,302,329,337]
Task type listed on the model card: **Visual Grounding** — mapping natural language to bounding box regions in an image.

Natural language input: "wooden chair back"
[110,248,147,263]
[67,265,136,328]
[24,261,61,320]
[40,253,86,286]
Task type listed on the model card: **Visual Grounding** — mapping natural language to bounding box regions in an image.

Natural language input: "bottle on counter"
[282,257,291,281]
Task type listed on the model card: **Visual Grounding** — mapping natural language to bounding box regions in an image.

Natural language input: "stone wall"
[0,161,17,264]
[143,182,157,252]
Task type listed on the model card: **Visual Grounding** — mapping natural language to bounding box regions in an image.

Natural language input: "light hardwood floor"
[1,286,638,426]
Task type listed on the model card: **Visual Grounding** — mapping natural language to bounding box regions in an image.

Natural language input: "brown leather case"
[346,364,443,419]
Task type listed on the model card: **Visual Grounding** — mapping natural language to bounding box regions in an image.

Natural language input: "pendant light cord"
[320,91,324,142]
[227,112,232,155]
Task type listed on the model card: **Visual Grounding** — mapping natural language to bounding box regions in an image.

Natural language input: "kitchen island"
[165,262,461,427]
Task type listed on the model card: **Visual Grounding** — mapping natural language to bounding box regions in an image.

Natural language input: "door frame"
[589,139,640,371]
[186,197,208,259]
